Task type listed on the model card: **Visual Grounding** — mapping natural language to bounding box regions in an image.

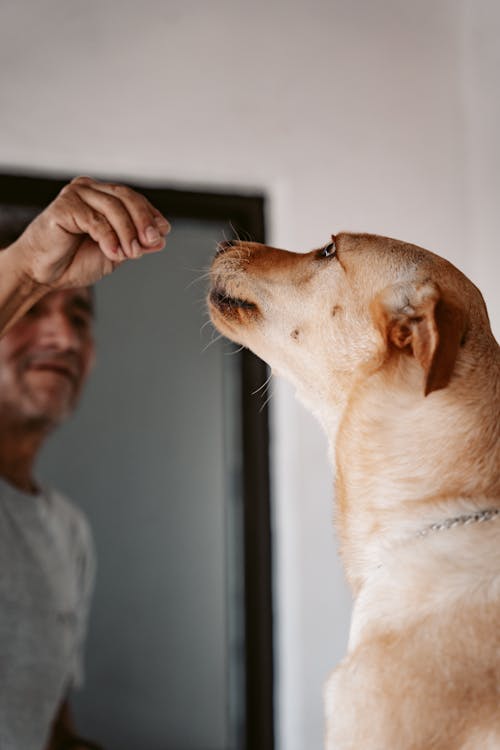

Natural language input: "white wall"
[459,0,500,328]
[1,1,498,748]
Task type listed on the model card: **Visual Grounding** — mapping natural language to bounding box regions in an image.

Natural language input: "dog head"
[208,233,488,410]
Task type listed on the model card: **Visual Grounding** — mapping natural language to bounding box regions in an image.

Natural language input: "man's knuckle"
[101,192,123,212]
[71,175,93,185]
[58,184,74,199]
[109,183,141,208]
[47,213,61,230]
[88,210,109,231]
[107,181,127,194]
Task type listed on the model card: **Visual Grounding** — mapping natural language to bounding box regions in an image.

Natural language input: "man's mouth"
[26,361,78,384]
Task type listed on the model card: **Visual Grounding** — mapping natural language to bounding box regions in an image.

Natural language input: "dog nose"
[215,239,237,257]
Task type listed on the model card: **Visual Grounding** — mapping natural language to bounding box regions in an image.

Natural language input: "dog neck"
[328,357,500,591]
[347,500,500,651]
[417,507,500,537]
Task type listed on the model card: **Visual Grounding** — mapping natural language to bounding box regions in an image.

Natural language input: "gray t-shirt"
[0,479,95,750]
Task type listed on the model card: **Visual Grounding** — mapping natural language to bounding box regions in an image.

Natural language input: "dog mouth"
[209,288,258,312]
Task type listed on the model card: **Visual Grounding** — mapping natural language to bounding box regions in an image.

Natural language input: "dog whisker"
[227,222,240,243]
[199,318,213,336]
[252,372,273,396]
[201,332,223,353]
[185,269,213,290]
[259,391,273,413]
[225,344,245,356]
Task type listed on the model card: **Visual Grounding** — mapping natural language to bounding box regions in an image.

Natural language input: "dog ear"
[372,280,465,396]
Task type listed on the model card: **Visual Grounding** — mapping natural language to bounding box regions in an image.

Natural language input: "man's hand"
[11,176,170,290]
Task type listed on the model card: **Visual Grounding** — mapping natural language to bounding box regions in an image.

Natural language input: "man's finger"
[93,181,171,249]
[58,191,123,261]
[71,177,170,253]
[69,184,150,260]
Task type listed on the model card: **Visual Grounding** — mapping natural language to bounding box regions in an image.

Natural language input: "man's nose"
[37,312,80,350]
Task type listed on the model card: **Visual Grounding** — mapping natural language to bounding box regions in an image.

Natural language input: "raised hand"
[11,176,171,289]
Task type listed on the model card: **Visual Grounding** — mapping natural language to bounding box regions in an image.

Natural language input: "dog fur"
[208,232,500,749]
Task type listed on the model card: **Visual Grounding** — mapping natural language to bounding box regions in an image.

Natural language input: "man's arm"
[0,175,170,335]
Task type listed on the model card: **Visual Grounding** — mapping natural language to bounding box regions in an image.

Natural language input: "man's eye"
[318,240,336,259]
[25,304,42,317]
[71,315,90,330]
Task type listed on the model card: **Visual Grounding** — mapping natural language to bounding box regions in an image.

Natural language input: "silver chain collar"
[417,508,500,538]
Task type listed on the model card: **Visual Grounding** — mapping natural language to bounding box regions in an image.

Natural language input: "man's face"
[0,288,95,426]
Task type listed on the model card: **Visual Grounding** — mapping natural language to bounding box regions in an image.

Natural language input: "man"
[0,176,171,750]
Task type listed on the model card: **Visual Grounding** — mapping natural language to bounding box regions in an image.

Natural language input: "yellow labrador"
[208,233,500,750]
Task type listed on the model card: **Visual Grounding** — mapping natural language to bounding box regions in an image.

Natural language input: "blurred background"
[1,1,499,749]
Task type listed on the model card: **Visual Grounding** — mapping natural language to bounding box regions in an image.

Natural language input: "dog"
[208,232,500,749]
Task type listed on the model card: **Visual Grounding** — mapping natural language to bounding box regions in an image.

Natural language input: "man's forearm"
[0,240,47,337]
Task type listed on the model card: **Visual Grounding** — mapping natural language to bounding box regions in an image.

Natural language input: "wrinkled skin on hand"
[13,175,171,290]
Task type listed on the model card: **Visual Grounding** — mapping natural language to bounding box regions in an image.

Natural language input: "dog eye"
[318,240,336,259]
